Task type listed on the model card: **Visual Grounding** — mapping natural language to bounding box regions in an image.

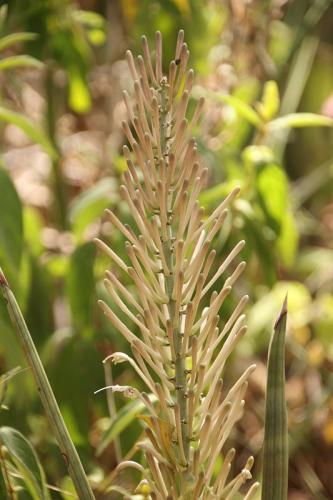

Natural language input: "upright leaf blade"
[262,297,288,500]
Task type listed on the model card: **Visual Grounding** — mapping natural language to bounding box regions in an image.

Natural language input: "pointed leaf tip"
[274,294,288,329]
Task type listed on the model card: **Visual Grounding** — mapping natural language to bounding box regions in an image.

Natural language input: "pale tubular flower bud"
[95,30,256,498]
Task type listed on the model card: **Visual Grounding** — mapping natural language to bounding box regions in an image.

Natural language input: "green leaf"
[262,298,288,500]
[23,207,43,257]
[0,32,37,51]
[0,55,43,70]
[257,164,288,234]
[96,395,157,456]
[256,80,280,121]
[277,211,299,267]
[0,107,57,159]
[242,145,275,168]
[72,10,105,28]
[66,242,96,331]
[87,29,106,46]
[268,113,333,130]
[68,67,91,114]
[0,426,49,500]
[215,92,262,127]
[0,168,23,273]
[69,178,119,238]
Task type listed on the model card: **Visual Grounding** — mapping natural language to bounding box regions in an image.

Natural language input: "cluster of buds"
[96,30,258,499]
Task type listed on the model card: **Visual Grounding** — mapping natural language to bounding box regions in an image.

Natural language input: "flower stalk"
[97,30,258,498]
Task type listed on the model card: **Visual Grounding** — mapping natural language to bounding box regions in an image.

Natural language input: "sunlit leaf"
[23,207,43,257]
[87,29,106,46]
[0,107,57,159]
[268,113,333,130]
[256,80,280,121]
[215,92,262,127]
[68,68,91,114]
[0,32,37,51]
[257,163,288,233]
[262,298,288,500]
[277,211,299,267]
[0,55,43,70]
[0,427,50,500]
[243,145,275,167]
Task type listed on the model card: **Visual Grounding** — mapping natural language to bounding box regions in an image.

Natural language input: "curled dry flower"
[96,30,259,499]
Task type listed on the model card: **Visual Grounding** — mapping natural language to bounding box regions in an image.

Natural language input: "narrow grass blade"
[0,268,95,500]
[262,296,288,500]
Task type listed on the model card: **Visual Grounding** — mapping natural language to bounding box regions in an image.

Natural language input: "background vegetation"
[0,0,333,498]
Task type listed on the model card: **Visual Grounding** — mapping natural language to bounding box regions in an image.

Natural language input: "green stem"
[159,83,190,496]
[0,269,95,500]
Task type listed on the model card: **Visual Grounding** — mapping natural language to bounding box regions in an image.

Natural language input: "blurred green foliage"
[0,0,333,498]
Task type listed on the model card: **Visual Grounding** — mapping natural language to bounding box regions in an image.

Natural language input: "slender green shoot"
[262,296,288,500]
[0,268,95,500]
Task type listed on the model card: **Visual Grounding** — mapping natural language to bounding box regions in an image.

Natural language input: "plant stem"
[0,269,95,500]
[160,83,190,494]
[103,362,122,463]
